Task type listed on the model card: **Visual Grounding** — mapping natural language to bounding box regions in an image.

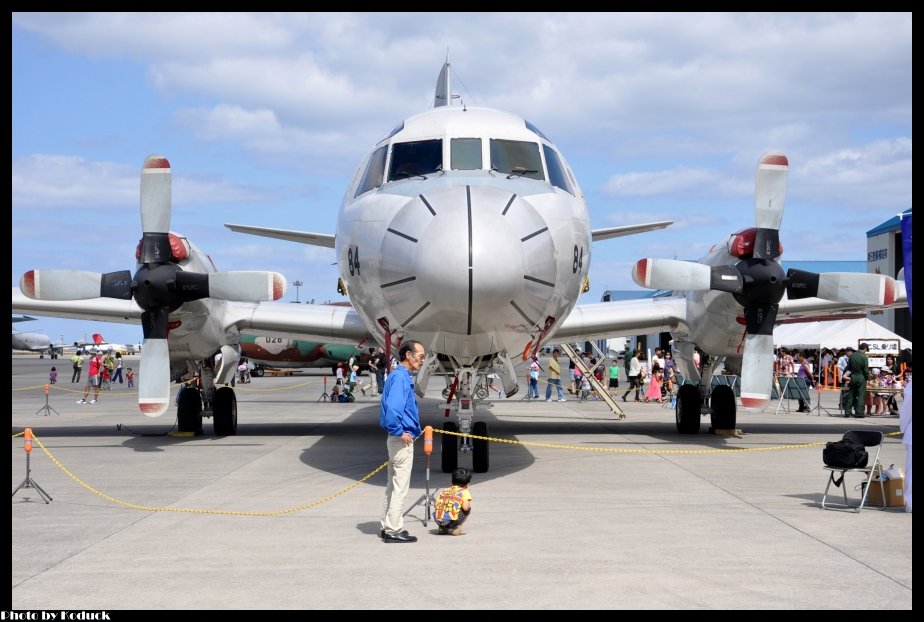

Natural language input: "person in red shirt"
[78,354,103,404]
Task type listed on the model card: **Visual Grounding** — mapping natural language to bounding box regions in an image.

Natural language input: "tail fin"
[92,333,105,344]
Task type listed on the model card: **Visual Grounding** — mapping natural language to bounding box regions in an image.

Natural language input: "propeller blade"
[208,271,287,302]
[141,308,171,340]
[20,270,119,300]
[710,265,744,295]
[138,338,170,416]
[787,270,897,305]
[754,152,787,231]
[742,303,779,336]
[631,259,711,291]
[739,333,775,409]
[785,268,819,299]
[139,155,172,264]
[99,271,134,299]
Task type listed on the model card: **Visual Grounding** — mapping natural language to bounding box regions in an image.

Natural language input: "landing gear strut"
[441,367,491,473]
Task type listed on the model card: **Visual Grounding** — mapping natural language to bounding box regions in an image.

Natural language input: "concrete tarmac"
[11,356,912,609]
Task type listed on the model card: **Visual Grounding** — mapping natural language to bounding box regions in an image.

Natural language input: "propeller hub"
[132,263,183,312]
[732,258,786,308]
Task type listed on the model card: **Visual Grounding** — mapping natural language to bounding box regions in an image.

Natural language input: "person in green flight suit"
[845,343,871,418]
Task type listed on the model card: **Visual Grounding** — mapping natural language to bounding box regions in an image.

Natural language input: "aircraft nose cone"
[379,185,555,350]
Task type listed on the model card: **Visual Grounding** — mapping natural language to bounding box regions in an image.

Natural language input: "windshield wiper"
[392,170,428,181]
[506,166,538,179]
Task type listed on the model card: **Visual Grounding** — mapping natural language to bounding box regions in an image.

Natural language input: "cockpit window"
[355,146,387,197]
[489,139,544,181]
[388,139,443,181]
[524,119,551,142]
[451,138,482,170]
[543,145,573,195]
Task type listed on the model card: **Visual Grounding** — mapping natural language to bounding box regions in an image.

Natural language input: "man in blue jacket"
[379,340,425,542]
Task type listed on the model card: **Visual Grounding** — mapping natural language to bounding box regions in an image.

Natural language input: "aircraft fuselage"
[337,106,590,364]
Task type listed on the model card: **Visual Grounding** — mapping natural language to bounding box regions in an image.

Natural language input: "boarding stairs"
[558,343,625,419]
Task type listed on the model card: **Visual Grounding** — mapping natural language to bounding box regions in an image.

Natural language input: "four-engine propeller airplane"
[13,61,905,471]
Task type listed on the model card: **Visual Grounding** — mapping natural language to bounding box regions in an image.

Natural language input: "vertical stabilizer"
[433,57,455,108]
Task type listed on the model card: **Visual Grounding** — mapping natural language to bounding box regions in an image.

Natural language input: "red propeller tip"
[884,278,896,306]
[139,401,168,415]
[632,259,648,287]
[759,153,788,167]
[21,271,35,297]
[143,156,171,170]
[273,274,285,300]
[740,397,769,409]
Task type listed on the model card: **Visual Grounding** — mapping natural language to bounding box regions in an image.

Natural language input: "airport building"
[866,207,912,342]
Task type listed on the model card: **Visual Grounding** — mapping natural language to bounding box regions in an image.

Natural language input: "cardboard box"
[866,477,905,507]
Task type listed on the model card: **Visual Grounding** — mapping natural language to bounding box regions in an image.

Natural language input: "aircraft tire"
[441,421,458,473]
[710,385,736,431]
[176,386,203,435]
[252,366,264,378]
[213,387,238,436]
[676,384,701,434]
[472,421,489,473]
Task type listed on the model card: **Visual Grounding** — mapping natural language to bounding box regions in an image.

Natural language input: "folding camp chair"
[821,430,886,512]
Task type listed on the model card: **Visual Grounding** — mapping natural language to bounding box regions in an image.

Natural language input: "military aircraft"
[11,328,64,358]
[13,61,903,472]
[240,333,372,377]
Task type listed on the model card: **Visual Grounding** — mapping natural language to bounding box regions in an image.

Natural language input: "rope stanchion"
[12,428,52,503]
[423,425,433,525]
[35,383,61,417]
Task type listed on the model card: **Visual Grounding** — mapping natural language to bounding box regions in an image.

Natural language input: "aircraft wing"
[12,288,143,324]
[224,224,336,248]
[591,221,673,242]
[776,279,907,320]
[552,276,906,343]
[228,300,370,345]
[13,287,371,345]
[553,296,687,342]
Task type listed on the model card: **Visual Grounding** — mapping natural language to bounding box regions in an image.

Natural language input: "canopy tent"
[773,317,912,351]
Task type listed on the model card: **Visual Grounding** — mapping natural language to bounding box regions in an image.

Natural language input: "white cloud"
[12,154,292,210]
[12,155,137,209]
[601,167,749,198]
[793,138,912,210]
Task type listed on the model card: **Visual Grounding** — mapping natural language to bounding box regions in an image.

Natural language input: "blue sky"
[12,13,912,346]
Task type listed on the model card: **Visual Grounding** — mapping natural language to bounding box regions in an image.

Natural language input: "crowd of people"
[65,349,131,405]
[775,345,911,417]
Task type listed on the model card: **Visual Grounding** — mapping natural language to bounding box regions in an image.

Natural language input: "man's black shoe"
[382,532,417,543]
[380,529,409,538]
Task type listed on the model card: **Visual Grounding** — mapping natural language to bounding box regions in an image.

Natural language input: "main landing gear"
[675,383,737,434]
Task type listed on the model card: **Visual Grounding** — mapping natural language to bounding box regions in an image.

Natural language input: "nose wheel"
[441,421,458,472]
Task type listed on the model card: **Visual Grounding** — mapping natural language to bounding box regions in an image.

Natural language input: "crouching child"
[434,467,473,536]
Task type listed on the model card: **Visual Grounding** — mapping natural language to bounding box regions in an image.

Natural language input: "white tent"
[773,317,912,350]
